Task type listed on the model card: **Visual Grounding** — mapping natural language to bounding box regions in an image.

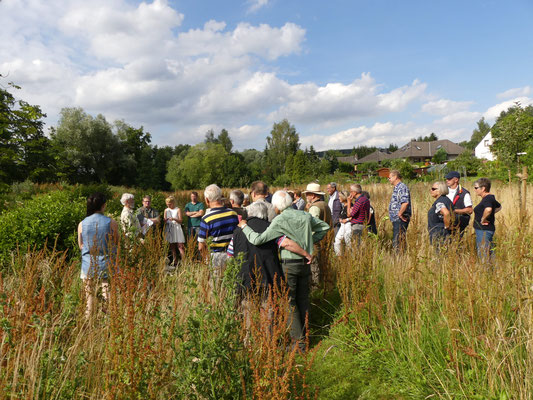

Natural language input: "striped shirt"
[350,195,370,225]
[198,207,239,252]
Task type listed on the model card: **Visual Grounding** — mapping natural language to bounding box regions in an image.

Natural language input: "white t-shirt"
[328,191,338,211]
[447,187,472,207]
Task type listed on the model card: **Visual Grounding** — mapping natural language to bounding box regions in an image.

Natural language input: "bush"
[390,159,415,180]
[445,150,482,177]
[0,190,85,266]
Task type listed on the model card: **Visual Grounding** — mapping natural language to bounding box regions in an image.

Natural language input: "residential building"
[474,132,495,161]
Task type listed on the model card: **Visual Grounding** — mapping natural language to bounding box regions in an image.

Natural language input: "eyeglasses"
[430,187,438,191]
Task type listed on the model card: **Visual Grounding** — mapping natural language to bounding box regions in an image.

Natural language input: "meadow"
[0,180,532,399]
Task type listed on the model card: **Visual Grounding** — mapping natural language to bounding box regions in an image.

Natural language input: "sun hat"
[302,183,325,195]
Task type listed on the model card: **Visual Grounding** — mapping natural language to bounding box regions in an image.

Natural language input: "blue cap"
[445,171,460,179]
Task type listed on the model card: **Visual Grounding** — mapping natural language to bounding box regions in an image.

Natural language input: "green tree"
[265,119,299,179]
[115,120,152,186]
[217,129,233,153]
[391,159,415,180]
[491,102,533,166]
[204,129,216,144]
[323,150,340,173]
[240,149,265,182]
[285,150,312,183]
[338,161,354,173]
[387,143,399,152]
[204,128,233,153]
[351,145,378,159]
[446,150,482,176]
[432,148,448,164]
[414,133,438,142]
[166,143,230,189]
[220,153,250,187]
[464,117,491,150]
[51,107,124,184]
[305,146,320,165]
[0,80,54,186]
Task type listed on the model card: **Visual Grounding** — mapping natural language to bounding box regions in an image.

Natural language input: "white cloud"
[434,111,482,125]
[247,0,270,13]
[497,86,531,99]
[421,99,474,115]
[1,0,500,152]
[269,75,426,125]
[377,80,427,112]
[484,97,533,120]
[300,122,418,150]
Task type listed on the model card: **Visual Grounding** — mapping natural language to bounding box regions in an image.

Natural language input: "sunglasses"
[474,186,480,190]
[431,187,438,191]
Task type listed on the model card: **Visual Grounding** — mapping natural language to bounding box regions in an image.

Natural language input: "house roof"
[390,140,466,159]
[337,155,358,164]
[355,150,394,164]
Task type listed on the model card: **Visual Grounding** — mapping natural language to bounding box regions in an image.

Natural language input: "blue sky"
[1,0,532,150]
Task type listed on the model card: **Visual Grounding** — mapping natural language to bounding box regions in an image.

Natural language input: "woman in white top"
[334,191,352,255]
[164,196,185,265]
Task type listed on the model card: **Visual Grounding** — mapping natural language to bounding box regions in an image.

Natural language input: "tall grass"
[0,229,316,399]
[1,180,531,399]
[313,180,533,399]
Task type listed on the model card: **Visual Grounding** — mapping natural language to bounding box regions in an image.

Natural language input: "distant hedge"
[0,190,85,267]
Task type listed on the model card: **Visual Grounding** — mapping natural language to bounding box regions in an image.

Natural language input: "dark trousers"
[282,260,310,341]
[188,226,200,238]
[392,219,409,251]
[429,227,451,251]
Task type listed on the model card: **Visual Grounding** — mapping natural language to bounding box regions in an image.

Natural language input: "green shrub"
[0,190,85,266]
[391,159,415,180]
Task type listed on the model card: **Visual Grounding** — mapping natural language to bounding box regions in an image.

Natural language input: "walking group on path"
[77,170,501,344]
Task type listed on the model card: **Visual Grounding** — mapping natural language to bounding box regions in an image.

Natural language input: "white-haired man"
[238,190,330,345]
[198,184,239,273]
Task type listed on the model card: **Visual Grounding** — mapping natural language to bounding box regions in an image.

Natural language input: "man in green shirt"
[184,191,205,237]
[238,190,330,345]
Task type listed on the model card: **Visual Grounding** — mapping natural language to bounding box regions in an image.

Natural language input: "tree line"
[2,77,533,191]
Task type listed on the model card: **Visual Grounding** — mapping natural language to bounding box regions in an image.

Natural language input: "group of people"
[77,172,501,339]
[387,170,501,261]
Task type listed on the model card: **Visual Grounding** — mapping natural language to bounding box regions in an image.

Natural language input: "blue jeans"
[475,229,495,262]
[392,219,409,251]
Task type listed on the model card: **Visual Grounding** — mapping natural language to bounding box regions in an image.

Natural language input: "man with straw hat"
[303,182,332,287]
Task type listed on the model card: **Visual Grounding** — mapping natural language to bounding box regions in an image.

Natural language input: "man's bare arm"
[280,238,313,264]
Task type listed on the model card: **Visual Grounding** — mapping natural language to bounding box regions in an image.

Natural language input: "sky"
[1,0,532,151]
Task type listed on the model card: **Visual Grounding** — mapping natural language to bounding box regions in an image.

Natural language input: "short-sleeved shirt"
[428,195,453,232]
[350,195,370,225]
[389,181,412,222]
[185,202,205,228]
[198,207,238,252]
[474,194,501,231]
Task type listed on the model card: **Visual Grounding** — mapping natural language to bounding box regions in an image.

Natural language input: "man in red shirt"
[347,184,370,238]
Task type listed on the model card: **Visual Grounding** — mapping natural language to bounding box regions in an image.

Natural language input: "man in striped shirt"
[198,184,239,271]
[347,184,370,238]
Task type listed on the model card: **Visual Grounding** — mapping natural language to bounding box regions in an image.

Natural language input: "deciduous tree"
[491,102,533,166]
[265,119,299,179]
[51,107,124,184]
[0,80,54,186]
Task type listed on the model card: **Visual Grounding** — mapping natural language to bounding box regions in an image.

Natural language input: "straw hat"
[302,183,325,195]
